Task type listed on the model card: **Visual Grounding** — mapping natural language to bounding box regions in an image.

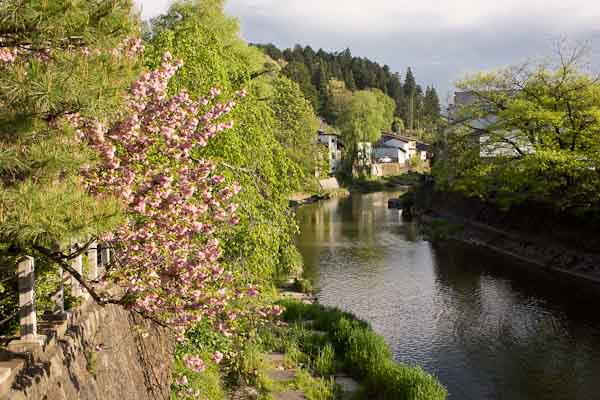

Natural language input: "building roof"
[317,130,339,137]
[374,144,407,152]
[381,132,417,143]
[416,142,430,151]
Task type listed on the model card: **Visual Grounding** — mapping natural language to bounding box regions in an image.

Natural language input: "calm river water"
[296,191,600,400]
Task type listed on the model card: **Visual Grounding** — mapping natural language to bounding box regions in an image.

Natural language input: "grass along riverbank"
[172,286,447,400]
[277,300,447,400]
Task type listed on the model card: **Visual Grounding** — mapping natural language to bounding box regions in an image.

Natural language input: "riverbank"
[175,281,447,400]
[289,178,350,207]
[275,299,447,400]
[342,172,423,193]
[412,183,600,287]
[288,190,349,207]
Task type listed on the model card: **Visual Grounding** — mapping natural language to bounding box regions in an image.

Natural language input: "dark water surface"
[296,192,600,400]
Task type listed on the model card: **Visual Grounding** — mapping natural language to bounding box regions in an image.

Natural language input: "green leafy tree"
[392,117,405,133]
[282,61,320,111]
[336,90,395,171]
[322,79,352,125]
[371,89,396,131]
[149,0,271,79]
[146,0,304,281]
[437,50,600,215]
[269,77,321,181]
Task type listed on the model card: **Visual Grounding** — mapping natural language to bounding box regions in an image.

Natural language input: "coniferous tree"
[345,69,357,91]
[314,63,330,115]
[403,67,417,130]
[387,72,404,118]
[414,85,425,130]
[423,86,441,132]
[282,61,319,110]
[252,44,437,134]
[0,0,140,262]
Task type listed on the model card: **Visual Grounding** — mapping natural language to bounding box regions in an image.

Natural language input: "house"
[373,133,419,165]
[317,130,343,174]
[450,91,533,158]
[416,142,430,161]
[373,144,407,164]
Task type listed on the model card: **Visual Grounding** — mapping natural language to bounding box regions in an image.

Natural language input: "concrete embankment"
[288,177,349,207]
[416,187,600,287]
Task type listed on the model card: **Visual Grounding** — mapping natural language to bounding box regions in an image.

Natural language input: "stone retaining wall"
[419,187,600,286]
[370,163,410,177]
[0,300,174,400]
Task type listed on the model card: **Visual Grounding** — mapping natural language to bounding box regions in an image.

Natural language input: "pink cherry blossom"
[212,351,224,364]
[0,48,18,65]
[183,354,206,373]
[65,51,286,355]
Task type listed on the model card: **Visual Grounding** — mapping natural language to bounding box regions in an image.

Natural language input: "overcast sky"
[136,0,600,101]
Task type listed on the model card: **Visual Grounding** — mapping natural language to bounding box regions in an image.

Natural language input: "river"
[295,191,600,400]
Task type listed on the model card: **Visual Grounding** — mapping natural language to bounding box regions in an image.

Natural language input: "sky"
[136,0,600,102]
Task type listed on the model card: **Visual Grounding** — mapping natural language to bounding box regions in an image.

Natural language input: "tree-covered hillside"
[254,44,441,134]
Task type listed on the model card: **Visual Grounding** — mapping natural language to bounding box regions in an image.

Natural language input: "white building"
[373,145,408,164]
[317,131,342,174]
[373,133,420,165]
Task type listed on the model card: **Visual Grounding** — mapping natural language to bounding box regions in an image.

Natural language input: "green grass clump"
[278,299,447,400]
[312,343,335,376]
[295,369,336,400]
[293,277,313,294]
[368,360,448,400]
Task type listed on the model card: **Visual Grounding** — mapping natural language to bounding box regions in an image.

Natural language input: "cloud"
[136,0,600,100]
[226,0,600,34]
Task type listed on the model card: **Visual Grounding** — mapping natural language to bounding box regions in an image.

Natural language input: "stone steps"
[334,375,361,399]
[265,352,297,383]
[279,291,316,305]
[272,390,306,400]
[0,359,25,396]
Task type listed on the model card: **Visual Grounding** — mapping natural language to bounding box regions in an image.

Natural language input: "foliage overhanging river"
[296,191,600,400]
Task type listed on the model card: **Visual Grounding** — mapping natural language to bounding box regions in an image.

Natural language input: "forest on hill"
[254,43,441,135]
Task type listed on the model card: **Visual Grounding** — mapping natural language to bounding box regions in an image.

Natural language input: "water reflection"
[296,192,600,400]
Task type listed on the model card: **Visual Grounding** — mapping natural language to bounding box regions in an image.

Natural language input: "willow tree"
[145,0,306,283]
[0,0,141,319]
[336,89,395,172]
[269,76,320,184]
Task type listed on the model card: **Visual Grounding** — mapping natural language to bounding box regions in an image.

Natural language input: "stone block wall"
[1,301,174,400]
